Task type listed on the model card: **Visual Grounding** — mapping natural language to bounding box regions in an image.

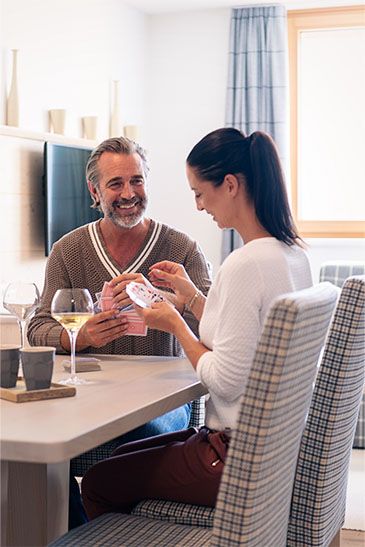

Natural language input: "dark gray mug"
[20,346,56,390]
[0,345,20,388]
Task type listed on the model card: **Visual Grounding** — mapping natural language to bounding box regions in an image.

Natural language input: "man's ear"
[87,180,99,201]
[224,174,239,197]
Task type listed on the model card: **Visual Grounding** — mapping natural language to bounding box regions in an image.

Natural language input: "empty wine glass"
[3,282,40,348]
[51,288,94,385]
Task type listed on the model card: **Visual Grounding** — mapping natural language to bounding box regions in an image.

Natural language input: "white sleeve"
[196,256,263,402]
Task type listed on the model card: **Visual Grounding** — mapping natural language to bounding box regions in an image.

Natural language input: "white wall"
[1,0,146,137]
[306,239,365,282]
[144,9,230,275]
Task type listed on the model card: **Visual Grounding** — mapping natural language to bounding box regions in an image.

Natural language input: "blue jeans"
[68,403,191,530]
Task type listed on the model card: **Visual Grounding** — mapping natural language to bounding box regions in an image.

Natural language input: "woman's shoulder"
[218,244,262,283]
[219,239,308,279]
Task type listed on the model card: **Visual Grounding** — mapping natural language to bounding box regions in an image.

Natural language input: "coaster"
[0,378,76,403]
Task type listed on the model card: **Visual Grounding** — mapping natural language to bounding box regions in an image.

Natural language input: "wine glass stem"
[19,320,26,348]
[67,330,78,381]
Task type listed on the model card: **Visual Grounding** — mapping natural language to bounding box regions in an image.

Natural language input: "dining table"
[0,353,207,546]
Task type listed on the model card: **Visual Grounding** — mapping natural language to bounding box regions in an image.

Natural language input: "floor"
[342,449,365,547]
[344,450,365,531]
[341,529,365,546]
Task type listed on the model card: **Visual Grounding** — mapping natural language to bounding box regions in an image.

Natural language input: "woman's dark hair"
[186,127,300,246]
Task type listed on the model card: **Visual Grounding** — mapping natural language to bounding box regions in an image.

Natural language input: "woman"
[81,128,312,519]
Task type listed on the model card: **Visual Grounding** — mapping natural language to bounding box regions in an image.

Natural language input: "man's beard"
[100,195,148,229]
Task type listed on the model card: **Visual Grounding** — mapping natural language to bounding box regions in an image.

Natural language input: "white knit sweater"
[197,237,312,430]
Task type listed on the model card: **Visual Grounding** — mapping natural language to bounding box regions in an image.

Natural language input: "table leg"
[1,461,9,547]
[2,459,69,546]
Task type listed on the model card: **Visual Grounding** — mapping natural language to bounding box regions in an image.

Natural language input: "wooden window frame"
[288,6,365,238]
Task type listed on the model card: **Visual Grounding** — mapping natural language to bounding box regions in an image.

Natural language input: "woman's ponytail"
[248,131,300,246]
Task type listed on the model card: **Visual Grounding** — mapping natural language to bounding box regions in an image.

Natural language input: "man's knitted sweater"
[28,219,211,356]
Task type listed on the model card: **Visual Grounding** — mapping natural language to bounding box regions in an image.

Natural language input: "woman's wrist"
[171,312,186,337]
[187,289,203,311]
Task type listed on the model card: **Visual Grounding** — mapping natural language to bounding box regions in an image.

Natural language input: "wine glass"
[51,288,94,385]
[3,282,40,348]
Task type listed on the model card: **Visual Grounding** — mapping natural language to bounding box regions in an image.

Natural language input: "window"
[288,7,365,238]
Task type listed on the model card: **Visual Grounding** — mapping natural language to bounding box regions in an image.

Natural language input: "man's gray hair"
[86,136,149,209]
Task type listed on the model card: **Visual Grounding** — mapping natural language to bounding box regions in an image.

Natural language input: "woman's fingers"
[148,269,173,287]
[149,260,177,272]
[136,302,179,334]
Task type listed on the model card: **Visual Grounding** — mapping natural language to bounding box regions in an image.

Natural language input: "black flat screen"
[44,142,101,255]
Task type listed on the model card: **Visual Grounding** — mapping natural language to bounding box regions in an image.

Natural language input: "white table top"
[0,354,206,464]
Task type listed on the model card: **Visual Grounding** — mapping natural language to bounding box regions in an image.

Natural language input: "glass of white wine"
[3,282,40,348]
[51,288,94,385]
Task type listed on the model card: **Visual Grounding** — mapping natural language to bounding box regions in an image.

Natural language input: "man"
[28,136,211,528]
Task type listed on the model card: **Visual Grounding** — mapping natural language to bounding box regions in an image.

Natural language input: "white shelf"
[0,313,18,324]
[0,124,97,148]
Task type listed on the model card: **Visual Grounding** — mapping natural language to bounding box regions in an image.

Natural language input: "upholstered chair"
[50,283,337,547]
[287,276,365,546]
[319,261,365,449]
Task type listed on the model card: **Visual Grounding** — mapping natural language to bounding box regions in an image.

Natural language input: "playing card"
[63,357,102,372]
[100,296,114,312]
[125,281,166,309]
[119,309,148,336]
[101,281,113,298]
[98,282,114,311]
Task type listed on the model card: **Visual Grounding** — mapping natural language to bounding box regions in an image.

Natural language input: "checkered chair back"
[320,262,365,449]
[188,396,206,428]
[287,276,365,547]
[210,283,338,547]
[319,261,365,286]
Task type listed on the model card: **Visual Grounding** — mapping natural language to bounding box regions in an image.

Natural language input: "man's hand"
[108,273,149,310]
[61,310,129,351]
[148,261,197,310]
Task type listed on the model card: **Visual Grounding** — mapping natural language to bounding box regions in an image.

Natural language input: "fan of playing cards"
[126,281,167,309]
[97,281,148,336]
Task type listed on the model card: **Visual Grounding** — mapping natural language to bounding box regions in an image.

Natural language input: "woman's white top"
[197,237,312,430]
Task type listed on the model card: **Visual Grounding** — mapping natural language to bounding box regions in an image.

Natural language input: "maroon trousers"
[81,427,229,520]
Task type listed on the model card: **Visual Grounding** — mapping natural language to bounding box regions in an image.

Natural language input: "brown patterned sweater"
[28,219,212,356]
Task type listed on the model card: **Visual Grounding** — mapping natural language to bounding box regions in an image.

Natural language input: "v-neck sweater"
[28,220,211,357]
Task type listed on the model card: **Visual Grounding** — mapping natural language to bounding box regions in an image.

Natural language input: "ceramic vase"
[82,116,98,140]
[7,49,19,127]
[110,80,121,137]
[123,125,139,141]
[49,109,66,134]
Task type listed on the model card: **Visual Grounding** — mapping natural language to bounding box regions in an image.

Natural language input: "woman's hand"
[134,301,184,335]
[109,273,149,309]
[148,261,197,309]
[135,300,210,369]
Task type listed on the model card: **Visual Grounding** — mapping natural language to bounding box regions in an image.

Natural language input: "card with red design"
[99,281,114,312]
[125,281,166,309]
[119,309,148,336]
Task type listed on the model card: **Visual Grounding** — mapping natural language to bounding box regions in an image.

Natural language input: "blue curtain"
[222,4,289,261]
